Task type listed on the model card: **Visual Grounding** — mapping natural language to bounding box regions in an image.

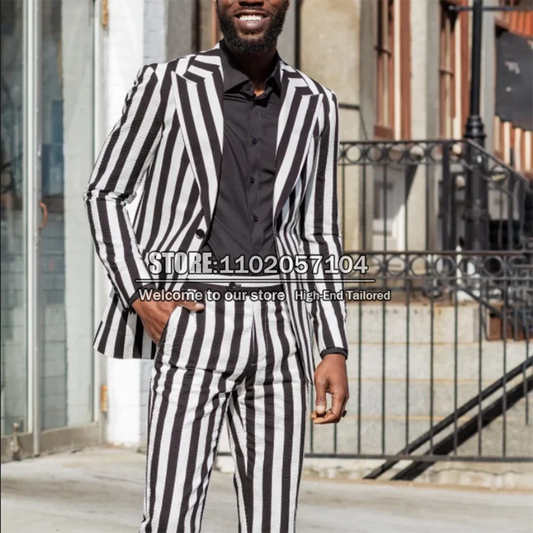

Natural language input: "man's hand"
[311,354,350,424]
[132,296,204,345]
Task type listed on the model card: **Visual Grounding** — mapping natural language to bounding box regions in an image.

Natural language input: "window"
[375,0,394,137]
[439,2,458,138]
[375,0,411,140]
[439,0,470,139]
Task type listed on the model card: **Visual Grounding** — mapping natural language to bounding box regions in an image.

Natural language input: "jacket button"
[196,229,205,238]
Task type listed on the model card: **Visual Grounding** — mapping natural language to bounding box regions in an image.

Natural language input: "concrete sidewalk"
[1,447,532,533]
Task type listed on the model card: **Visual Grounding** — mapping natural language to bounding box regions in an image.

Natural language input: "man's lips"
[234,12,269,31]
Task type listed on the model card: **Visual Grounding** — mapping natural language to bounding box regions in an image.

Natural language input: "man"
[84,0,349,531]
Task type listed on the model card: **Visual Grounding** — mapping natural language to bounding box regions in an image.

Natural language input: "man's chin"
[237,34,266,46]
[233,27,268,42]
[230,35,270,54]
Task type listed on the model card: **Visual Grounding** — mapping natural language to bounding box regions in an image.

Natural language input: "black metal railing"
[304,140,533,475]
[307,250,532,470]
[338,139,533,253]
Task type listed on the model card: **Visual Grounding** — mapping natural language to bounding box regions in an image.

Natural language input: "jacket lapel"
[170,47,224,227]
[170,44,323,230]
[273,67,323,225]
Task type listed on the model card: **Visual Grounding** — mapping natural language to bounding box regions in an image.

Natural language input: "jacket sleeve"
[299,89,349,359]
[83,64,163,309]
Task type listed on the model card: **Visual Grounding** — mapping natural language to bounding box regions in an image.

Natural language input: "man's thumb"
[181,299,204,312]
[315,382,327,415]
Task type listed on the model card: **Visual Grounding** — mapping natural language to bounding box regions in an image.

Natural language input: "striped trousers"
[139,284,310,533]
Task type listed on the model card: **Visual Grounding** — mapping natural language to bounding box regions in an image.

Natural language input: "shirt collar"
[220,38,281,94]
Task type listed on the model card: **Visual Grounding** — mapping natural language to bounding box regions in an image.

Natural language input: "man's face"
[215,0,290,55]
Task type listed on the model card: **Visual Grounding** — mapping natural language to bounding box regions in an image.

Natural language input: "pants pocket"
[155,305,183,355]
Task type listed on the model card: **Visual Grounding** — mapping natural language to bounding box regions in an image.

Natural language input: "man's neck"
[224,41,278,91]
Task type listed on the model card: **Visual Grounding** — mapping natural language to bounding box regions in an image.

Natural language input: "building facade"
[1,0,531,461]
[1,0,99,457]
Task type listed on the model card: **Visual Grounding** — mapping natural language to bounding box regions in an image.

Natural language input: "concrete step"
[301,454,533,490]
[346,302,481,344]
[341,372,525,419]
[344,341,529,382]
[305,397,532,458]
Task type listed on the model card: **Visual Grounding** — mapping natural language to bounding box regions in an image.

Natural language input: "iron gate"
[305,140,533,477]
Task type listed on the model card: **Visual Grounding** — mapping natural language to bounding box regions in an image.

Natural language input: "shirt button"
[245,83,251,91]
[253,215,258,222]
[195,229,205,238]
[250,177,255,184]
[252,137,258,145]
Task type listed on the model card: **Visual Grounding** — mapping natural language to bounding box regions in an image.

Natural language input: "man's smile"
[234,10,269,32]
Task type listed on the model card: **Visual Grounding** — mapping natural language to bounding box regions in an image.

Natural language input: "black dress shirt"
[200,39,281,273]
[200,40,347,360]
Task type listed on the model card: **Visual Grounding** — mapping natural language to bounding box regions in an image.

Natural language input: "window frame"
[374,0,411,141]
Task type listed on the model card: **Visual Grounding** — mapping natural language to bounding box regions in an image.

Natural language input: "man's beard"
[216,0,290,55]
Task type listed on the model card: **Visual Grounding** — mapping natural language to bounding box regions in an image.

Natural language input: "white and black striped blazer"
[83,42,348,384]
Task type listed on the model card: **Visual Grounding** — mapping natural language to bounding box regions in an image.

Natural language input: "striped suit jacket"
[83,42,348,384]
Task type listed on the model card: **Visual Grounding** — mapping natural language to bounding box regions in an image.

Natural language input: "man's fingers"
[151,325,164,345]
[313,409,340,424]
[329,387,346,420]
[314,376,328,416]
[179,299,204,312]
[312,387,349,424]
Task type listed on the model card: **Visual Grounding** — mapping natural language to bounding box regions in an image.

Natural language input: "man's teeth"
[239,15,263,21]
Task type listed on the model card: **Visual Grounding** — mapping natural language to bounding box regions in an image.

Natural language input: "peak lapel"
[170,47,224,227]
[273,68,323,225]
[169,48,322,230]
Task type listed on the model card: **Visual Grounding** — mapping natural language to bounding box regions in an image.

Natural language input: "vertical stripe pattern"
[84,43,348,385]
[139,295,308,533]
[84,64,165,308]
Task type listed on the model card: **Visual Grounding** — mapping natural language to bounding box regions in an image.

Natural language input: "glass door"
[0,0,27,440]
[1,0,101,459]
[38,0,96,436]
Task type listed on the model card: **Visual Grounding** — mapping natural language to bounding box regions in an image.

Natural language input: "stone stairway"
[301,301,533,487]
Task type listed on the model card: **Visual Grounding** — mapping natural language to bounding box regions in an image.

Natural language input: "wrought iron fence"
[304,140,533,476]
[338,139,533,253]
